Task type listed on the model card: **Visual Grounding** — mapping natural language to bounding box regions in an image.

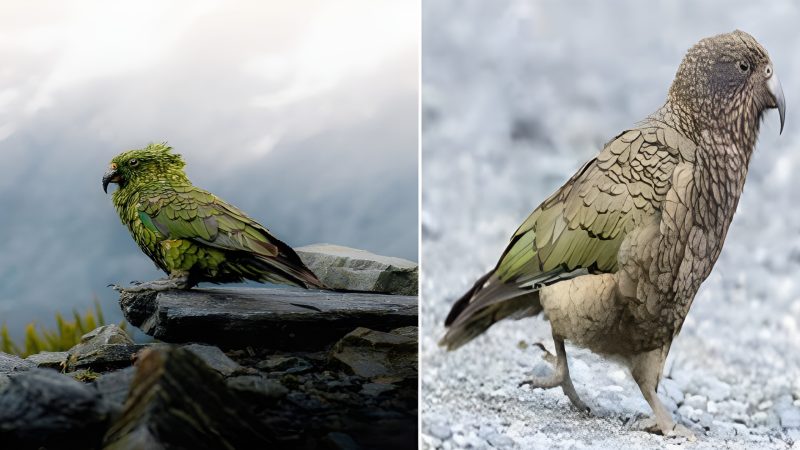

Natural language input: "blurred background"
[422,0,800,447]
[0,0,419,341]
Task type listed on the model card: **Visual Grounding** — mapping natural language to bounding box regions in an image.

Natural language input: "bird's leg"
[110,272,191,293]
[629,345,695,440]
[519,336,589,412]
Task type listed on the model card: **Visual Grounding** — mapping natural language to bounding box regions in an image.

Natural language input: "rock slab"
[119,287,417,349]
[296,244,418,295]
[331,327,418,380]
[0,352,33,373]
[103,346,277,449]
[0,368,112,449]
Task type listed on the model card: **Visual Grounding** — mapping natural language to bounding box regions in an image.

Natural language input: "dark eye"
[738,61,750,73]
[129,159,139,167]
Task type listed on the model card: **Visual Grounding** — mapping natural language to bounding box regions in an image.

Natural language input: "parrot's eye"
[738,61,750,73]
[129,159,139,167]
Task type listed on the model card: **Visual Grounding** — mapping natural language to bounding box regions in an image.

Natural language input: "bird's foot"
[631,417,696,440]
[668,424,696,440]
[520,340,590,413]
[109,276,189,293]
[631,417,659,433]
[518,373,562,389]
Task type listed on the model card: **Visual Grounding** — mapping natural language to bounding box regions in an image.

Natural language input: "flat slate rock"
[119,287,417,349]
[296,244,418,295]
[26,351,68,370]
[0,352,34,373]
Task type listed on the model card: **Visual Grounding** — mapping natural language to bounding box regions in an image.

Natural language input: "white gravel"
[421,1,800,448]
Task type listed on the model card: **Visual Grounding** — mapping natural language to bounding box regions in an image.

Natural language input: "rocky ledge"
[119,287,417,349]
[0,244,419,449]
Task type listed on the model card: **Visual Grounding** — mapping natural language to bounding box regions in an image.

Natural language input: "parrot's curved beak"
[102,166,121,193]
[767,72,786,134]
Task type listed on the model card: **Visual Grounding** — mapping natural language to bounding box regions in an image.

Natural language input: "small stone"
[226,375,288,402]
[484,431,514,447]
[451,432,468,447]
[779,406,800,428]
[427,423,452,440]
[751,411,768,425]
[25,351,68,369]
[683,394,707,410]
[608,369,627,383]
[65,325,135,372]
[79,325,133,346]
[68,344,143,372]
[732,423,749,437]
[256,356,312,374]
[183,344,242,377]
[698,412,714,428]
[330,327,417,380]
[0,352,34,373]
[360,382,396,396]
[711,420,737,439]
[677,405,703,422]
[701,376,731,402]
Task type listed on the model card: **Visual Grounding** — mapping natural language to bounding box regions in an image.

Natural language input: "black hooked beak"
[102,164,121,193]
[767,71,786,134]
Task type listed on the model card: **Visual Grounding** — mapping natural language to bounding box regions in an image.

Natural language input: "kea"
[102,143,325,292]
[440,30,785,437]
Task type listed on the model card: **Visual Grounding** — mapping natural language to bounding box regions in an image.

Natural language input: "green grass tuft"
[1,299,126,357]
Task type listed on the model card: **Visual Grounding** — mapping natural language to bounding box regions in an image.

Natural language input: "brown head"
[668,30,785,141]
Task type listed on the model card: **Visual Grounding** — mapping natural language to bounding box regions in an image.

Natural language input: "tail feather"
[440,270,542,350]
[254,254,327,289]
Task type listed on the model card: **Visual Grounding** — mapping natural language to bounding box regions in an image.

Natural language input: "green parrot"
[102,143,326,292]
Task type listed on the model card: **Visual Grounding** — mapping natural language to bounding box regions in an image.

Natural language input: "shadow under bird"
[102,143,326,292]
[440,30,785,438]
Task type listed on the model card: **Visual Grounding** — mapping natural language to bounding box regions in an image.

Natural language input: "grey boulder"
[296,244,418,295]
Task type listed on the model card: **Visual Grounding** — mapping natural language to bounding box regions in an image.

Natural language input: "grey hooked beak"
[767,73,786,134]
[102,167,121,193]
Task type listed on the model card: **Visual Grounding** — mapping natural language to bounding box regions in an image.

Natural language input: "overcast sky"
[0,1,419,338]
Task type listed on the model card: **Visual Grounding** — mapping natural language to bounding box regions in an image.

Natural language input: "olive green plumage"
[440,31,785,437]
[103,143,325,290]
